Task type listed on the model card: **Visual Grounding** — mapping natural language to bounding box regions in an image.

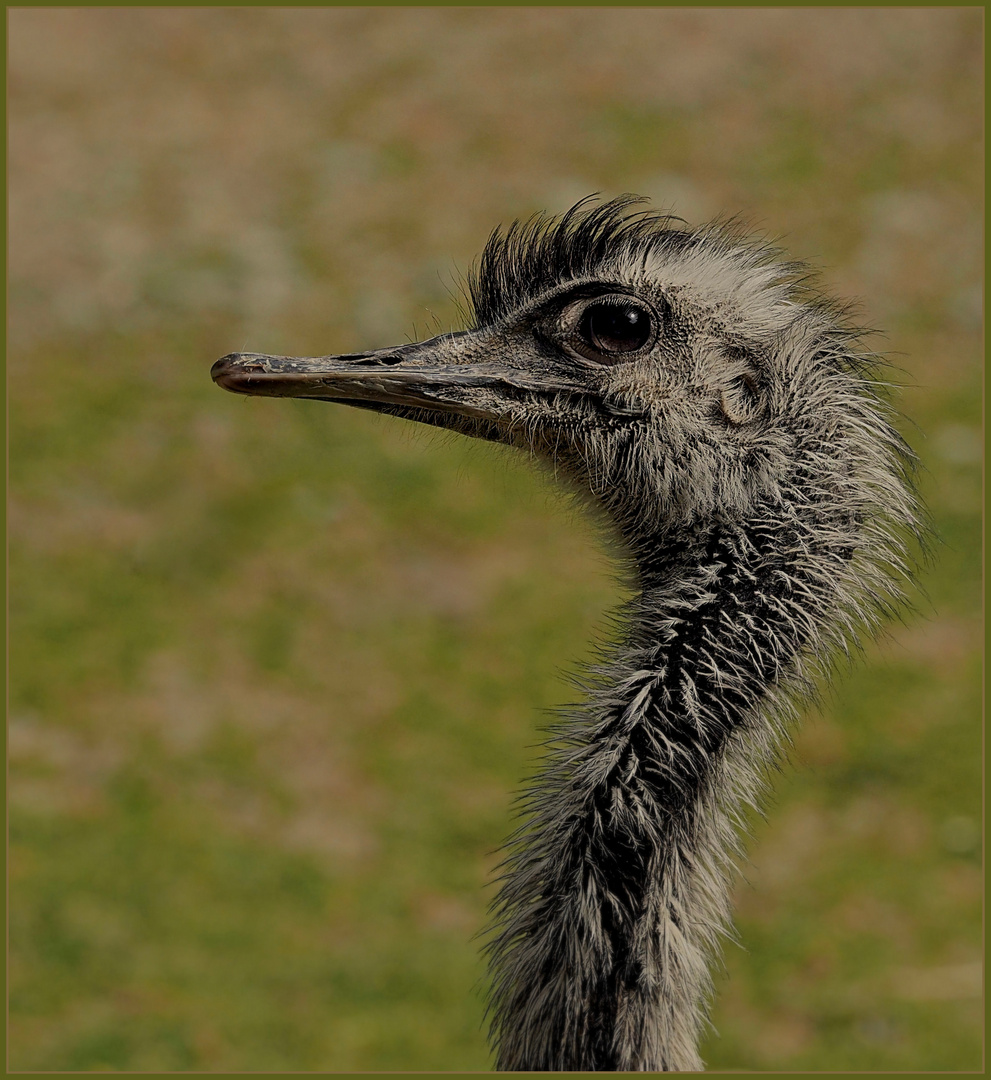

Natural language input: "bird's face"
[212,266,795,532]
[213,199,890,535]
[210,279,678,448]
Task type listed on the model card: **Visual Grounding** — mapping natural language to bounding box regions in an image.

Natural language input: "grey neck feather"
[486,501,840,1071]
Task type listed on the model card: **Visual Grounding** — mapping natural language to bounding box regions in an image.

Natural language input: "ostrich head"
[211,197,919,1072]
[212,197,914,574]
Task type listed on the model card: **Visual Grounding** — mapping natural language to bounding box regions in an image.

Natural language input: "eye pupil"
[581,302,653,357]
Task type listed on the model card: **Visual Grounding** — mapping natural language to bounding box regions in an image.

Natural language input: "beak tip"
[212,353,270,393]
[210,355,233,381]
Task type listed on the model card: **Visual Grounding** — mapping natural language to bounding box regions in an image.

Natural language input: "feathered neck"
[485,501,849,1072]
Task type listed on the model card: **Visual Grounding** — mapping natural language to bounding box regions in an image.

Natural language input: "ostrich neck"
[488,506,830,1072]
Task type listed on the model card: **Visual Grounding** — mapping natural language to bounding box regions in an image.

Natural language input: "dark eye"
[579,301,653,359]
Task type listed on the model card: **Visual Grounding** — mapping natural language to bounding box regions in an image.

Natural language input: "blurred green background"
[8,8,982,1072]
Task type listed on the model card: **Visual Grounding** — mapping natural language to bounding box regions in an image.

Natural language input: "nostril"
[352,353,404,366]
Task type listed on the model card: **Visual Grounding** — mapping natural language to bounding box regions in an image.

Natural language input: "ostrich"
[211,197,919,1072]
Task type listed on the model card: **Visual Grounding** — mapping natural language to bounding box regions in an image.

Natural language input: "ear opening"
[718,347,768,425]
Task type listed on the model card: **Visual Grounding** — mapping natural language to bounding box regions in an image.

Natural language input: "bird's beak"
[211,332,577,429]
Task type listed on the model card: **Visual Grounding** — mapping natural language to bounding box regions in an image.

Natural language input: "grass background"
[8,8,982,1072]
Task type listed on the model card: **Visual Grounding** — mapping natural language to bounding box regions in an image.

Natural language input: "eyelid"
[558,292,638,333]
